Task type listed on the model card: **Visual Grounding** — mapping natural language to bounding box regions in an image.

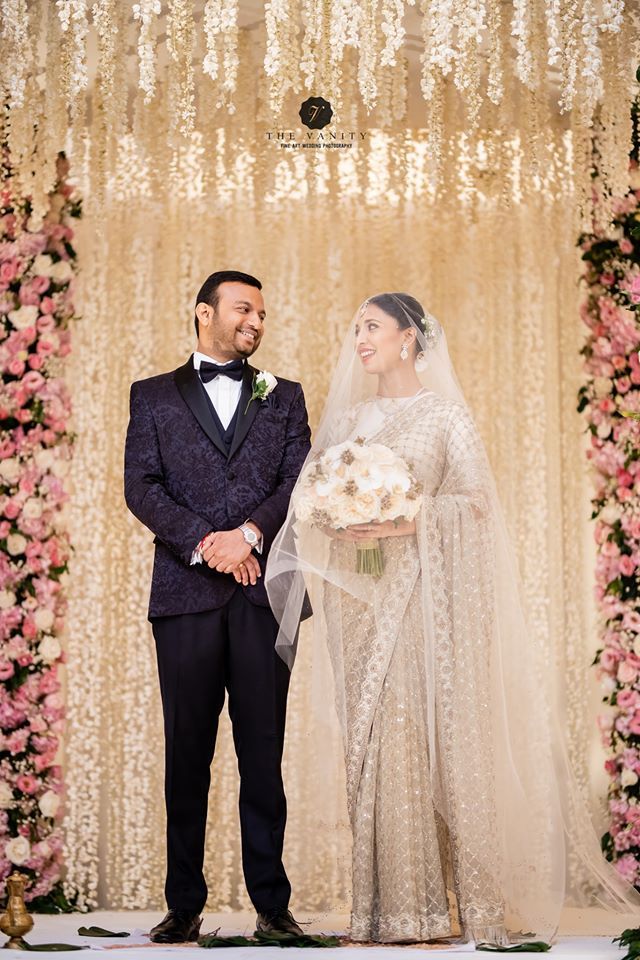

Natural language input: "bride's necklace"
[372,388,424,408]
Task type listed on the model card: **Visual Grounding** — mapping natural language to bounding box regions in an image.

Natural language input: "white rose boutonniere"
[244,370,278,415]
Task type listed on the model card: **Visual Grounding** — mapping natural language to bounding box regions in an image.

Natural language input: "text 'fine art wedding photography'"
[3,2,640,959]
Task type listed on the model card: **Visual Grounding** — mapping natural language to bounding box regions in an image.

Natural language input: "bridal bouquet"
[293,437,422,576]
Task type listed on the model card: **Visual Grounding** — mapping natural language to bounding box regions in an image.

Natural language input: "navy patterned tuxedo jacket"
[124,355,312,620]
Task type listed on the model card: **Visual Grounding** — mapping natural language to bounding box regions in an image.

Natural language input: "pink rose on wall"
[0,149,80,910]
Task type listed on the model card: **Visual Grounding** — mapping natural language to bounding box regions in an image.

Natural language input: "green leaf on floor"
[77,926,130,937]
[476,942,551,953]
[613,926,640,960]
[198,931,341,948]
[23,943,85,951]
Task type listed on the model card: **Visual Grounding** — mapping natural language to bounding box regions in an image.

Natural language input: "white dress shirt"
[193,351,243,430]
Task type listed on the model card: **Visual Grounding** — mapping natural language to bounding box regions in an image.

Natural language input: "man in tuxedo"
[124,270,311,943]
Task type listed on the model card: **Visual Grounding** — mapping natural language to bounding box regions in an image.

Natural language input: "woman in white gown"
[265,293,640,946]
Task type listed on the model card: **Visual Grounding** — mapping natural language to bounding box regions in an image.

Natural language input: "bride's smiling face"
[354,303,415,374]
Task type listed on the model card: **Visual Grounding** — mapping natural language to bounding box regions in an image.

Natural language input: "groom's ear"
[195,301,213,330]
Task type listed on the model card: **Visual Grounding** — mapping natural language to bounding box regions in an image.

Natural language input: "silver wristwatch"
[239,522,259,548]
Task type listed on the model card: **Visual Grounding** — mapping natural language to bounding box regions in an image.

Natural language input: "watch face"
[243,526,257,543]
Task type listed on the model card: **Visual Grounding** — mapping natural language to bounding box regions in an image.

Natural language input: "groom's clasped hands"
[200,528,262,586]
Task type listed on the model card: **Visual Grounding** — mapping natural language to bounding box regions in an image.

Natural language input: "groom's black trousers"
[152,587,292,915]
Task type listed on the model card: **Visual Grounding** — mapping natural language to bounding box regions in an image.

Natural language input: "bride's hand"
[346,519,416,538]
[320,525,363,542]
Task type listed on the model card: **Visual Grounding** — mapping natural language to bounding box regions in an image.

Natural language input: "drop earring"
[400,342,409,361]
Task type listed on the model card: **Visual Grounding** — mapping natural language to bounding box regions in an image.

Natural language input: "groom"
[124,270,311,943]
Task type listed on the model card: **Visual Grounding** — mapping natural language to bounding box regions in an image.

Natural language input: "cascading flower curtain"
[0,1,638,223]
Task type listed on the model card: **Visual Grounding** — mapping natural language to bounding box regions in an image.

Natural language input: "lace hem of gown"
[465,923,511,946]
[350,910,452,943]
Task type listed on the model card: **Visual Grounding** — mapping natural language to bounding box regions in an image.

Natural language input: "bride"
[265,292,640,945]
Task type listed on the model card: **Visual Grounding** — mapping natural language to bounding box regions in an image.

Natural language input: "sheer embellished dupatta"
[415,399,562,943]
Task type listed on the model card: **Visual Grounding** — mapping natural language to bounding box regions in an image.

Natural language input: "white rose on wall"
[6,533,27,556]
[35,608,55,633]
[49,259,73,283]
[5,836,31,865]
[38,636,61,663]
[0,590,16,610]
[0,458,21,484]
[34,449,54,470]
[22,498,43,519]
[38,790,60,819]
[0,782,14,809]
[600,503,620,526]
[8,304,39,330]
[32,254,53,277]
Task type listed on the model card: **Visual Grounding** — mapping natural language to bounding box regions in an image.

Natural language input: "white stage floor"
[5,909,638,957]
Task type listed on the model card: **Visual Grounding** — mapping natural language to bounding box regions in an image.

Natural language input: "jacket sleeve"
[249,382,312,553]
[124,381,214,565]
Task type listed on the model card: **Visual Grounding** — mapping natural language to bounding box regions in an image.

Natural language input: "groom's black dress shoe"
[255,908,304,937]
[149,909,202,943]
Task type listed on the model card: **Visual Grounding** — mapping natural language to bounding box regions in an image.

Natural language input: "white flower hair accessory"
[415,312,441,349]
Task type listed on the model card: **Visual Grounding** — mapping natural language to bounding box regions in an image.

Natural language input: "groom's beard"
[234,331,262,356]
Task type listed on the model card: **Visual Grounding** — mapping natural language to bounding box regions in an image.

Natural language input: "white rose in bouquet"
[294,437,422,576]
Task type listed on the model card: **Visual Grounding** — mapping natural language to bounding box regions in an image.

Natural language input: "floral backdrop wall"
[0,150,80,908]
[579,109,640,888]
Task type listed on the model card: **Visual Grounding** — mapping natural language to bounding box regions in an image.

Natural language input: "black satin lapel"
[228,363,260,461]
[174,357,228,458]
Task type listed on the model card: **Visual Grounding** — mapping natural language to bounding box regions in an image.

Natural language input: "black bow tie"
[199,359,245,383]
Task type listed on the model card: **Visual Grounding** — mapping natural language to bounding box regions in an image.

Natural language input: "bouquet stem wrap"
[356,537,383,577]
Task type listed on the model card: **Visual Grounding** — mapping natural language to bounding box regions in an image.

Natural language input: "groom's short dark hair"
[194,270,262,336]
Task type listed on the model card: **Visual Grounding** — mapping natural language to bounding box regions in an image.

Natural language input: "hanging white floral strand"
[133,0,161,103]
[0,0,31,108]
[56,0,89,102]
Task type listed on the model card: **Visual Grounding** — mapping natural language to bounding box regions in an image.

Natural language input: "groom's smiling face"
[196,281,266,361]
